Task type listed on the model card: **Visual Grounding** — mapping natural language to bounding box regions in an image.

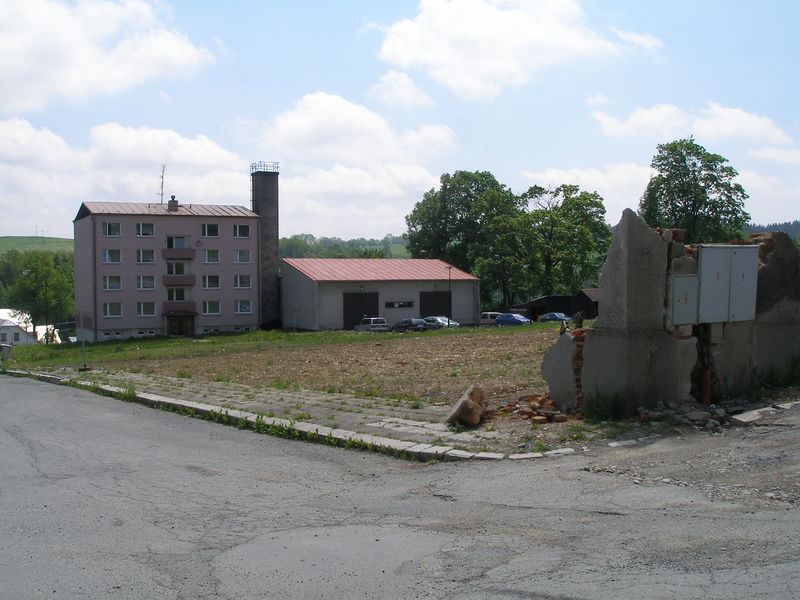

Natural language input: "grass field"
[8,325,561,403]
[0,236,73,254]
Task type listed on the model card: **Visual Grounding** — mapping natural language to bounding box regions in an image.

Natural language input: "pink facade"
[74,200,261,341]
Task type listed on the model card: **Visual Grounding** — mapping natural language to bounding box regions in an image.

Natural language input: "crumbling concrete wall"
[542,209,800,416]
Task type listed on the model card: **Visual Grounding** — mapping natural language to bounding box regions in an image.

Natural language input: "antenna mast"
[159,164,165,203]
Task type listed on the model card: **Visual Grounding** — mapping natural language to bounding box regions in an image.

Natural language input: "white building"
[281,258,480,330]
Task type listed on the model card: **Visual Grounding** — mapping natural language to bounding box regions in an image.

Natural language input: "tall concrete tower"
[250,161,280,328]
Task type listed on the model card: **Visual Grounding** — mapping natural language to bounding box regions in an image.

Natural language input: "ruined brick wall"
[542,209,800,415]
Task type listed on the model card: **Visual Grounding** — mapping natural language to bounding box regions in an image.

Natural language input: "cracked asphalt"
[2,374,798,599]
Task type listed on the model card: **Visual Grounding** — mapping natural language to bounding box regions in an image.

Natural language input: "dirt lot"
[117,327,559,404]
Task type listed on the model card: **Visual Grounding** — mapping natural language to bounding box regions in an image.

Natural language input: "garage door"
[342,292,379,330]
[420,291,451,318]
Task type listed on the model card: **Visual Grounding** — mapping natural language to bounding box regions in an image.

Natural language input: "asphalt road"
[1,374,798,599]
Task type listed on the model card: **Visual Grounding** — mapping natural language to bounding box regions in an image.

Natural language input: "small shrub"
[176,370,191,379]
[584,393,622,422]
[533,439,550,453]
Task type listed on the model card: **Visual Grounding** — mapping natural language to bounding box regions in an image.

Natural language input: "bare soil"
[121,328,559,404]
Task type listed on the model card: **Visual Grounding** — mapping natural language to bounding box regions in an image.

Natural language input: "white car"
[353,317,389,332]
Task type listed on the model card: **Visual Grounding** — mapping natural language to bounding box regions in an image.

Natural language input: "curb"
[4,370,578,462]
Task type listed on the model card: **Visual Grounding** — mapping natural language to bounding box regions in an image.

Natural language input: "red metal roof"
[75,202,257,220]
[282,258,478,282]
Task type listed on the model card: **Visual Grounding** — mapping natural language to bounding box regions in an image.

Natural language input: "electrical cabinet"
[671,245,758,325]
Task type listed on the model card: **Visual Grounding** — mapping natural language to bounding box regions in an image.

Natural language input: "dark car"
[540,312,570,322]
[392,318,429,333]
[494,313,531,326]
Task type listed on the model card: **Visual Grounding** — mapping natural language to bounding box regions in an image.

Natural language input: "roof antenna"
[158,164,166,204]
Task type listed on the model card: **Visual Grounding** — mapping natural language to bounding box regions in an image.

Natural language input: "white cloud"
[378,0,622,99]
[369,70,434,108]
[585,93,610,107]
[736,169,800,225]
[520,162,654,224]
[593,101,793,145]
[593,104,690,138]
[610,26,663,50]
[0,0,214,113]
[262,92,455,237]
[0,119,248,237]
[693,102,793,146]
[748,147,800,164]
[264,92,455,164]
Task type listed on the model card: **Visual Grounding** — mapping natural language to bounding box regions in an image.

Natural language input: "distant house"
[0,309,38,345]
[281,258,480,330]
[516,288,600,321]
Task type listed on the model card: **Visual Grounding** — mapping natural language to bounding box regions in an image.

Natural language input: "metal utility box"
[671,274,698,325]
[697,245,758,323]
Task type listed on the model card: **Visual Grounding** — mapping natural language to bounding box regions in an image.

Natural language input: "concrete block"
[509,452,544,460]
[445,449,476,460]
[608,439,638,447]
[545,448,576,457]
[541,333,576,411]
[473,452,506,460]
[419,445,454,456]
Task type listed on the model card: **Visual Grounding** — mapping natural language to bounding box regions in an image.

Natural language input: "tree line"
[0,137,779,332]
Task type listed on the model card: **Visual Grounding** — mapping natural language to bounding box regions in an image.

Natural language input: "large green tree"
[639,138,750,243]
[4,251,74,340]
[520,185,612,296]
[405,171,522,273]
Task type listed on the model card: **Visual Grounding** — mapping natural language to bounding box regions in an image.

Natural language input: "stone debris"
[447,385,489,426]
[495,394,571,424]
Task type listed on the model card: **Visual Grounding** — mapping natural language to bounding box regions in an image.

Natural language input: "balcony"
[162,274,196,287]
[162,248,195,260]
[162,300,196,315]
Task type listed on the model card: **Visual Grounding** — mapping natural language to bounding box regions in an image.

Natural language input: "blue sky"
[1,0,798,240]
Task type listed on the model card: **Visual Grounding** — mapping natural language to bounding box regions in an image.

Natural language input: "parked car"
[480,311,502,326]
[354,317,389,332]
[392,318,429,333]
[424,315,460,328]
[540,312,570,322]
[495,313,531,327]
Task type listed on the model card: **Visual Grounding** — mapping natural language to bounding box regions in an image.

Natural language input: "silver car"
[353,317,389,332]
[424,315,460,328]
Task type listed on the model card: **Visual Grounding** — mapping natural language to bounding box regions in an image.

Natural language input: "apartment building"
[73,196,262,341]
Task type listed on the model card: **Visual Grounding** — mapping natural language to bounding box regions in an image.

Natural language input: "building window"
[136,222,154,237]
[13,332,20,342]
[385,301,414,308]
[233,224,250,238]
[202,300,220,315]
[101,249,121,263]
[101,222,121,237]
[167,288,187,301]
[234,274,251,289]
[202,275,220,289]
[137,275,155,290]
[103,302,122,318]
[202,249,219,264]
[137,301,156,316]
[166,235,187,249]
[136,249,155,264]
[166,262,186,275]
[234,249,251,264]
[0,333,6,342]
[235,299,252,314]
[202,223,219,237]
[102,275,121,290]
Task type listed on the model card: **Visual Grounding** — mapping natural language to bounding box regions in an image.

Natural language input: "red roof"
[75,202,257,220]
[282,258,478,282]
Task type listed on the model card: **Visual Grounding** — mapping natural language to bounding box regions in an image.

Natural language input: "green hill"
[0,236,74,254]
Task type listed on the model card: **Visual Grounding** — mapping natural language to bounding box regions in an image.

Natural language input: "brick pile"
[496,395,569,424]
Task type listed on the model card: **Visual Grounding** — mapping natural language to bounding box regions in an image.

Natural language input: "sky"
[1,0,798,240]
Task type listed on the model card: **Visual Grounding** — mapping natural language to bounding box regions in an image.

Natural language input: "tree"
[405,171,522,273]
[520,185,612,296]
[5,251,74,341]
[639,137,750,243]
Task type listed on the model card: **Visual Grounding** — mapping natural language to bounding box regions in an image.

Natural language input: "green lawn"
[0,236,74,254]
